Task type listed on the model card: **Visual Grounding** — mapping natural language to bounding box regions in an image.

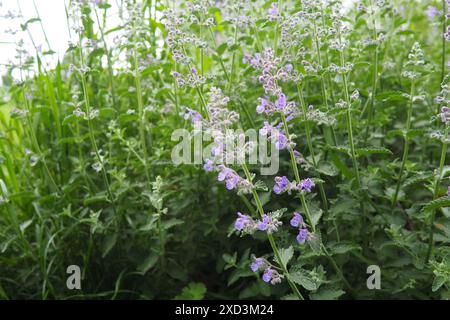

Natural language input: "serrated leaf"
[101,233,117,258]
[289,270,320,291]
[432,276,446,292]
[328,242,361,255]
[356,147,392,157]
[422,196,450,212]
[137,252,159,274]
[316,161,339,176]
[277,246,294,268]
[310,288,345,300]
[403,173,433,188]
[174,282,206,300]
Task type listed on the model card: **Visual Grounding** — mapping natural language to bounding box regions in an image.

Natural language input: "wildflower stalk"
[441,0,447,106]
[295,85,329,216]
[364,0,379,144]
[207,25,254,127]
[392,80,415,207]
[78,35,118,216]
[241,163,304,300]
[337,27,362,189]
[320,6,336,105]
[20,79,61,195]
[426,126,448,262]
[133,46,152,183]
[93,6,118,107]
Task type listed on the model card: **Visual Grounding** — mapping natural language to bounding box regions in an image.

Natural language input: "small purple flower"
[426,6,440,19]
[274,132,288,150]
[190,67,198,75]
[299,178,315,192]
[203,159,214,172]
[268,2,278,17]
[262,268,274,283]
[285,64,293,72]
[257,214,270,231]
[256,97,270,114]
[290,212,304,228]
[273,176,289,194]
[171,71,180,78]
[250,258,265,272]
[440,106,450,124]
[296,228,309,244]
[184,108,202,124]
[275,93,287,111]
[259,121,273,136]
[217,165,251,193]
[294,150,305,164]
[235,212,253,231]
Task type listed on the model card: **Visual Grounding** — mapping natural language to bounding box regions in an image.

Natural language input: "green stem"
[364,0,379,144]
[440,0,447,115]
[426,126,448,262]
[94,6,118,107]
[241,164,304,300]
[392,80,415,207]
[337,27,362,189]
[78,35,118,216]
[133,47,151,182]
[295,86,329,215]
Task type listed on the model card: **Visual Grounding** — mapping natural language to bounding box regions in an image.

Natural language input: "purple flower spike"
[290,212,304,228]
[296,228,309,244]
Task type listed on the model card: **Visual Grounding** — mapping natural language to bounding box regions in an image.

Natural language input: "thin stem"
[364,0,379,144]
[94,6,118,107]
[133,47,151,182]
[241,164,304,300]
[426,126,448,262]
[392,80,415,207]
[295,86,329,215]
[78,35,118,216]
[440,0,447,114]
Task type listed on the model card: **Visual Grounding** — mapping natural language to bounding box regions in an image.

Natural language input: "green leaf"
[289,269,320,291]
[432,276,446,292]
[310,288,345,300]
[316,161,339,177]
[101,233,118,258]
[137,252,159,274]
[327,241,361,255]
[21,18,41,30]
[355,147,392,157]
[277,246,294,268]
[421,196,450,213]
[174,282,207,300]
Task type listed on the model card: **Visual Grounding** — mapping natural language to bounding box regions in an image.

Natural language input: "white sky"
[0,0,356,84]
